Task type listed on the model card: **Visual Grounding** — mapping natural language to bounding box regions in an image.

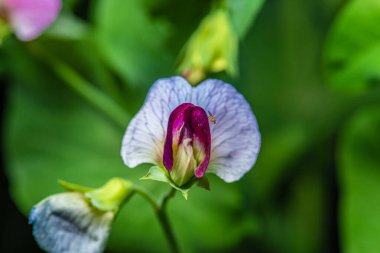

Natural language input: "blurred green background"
[1,0,380,252]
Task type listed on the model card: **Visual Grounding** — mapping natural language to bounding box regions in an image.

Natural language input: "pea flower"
[29,178,133,253]
[121,77,260,194]
[0,0,61,41]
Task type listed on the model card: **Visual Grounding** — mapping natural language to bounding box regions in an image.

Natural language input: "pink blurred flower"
[1,0,61,41]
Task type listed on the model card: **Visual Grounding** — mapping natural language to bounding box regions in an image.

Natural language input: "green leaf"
[324,0,380,94]
[338,106,380,253]
[93,0,174,86]
[251,125,310,200]
[45,12,89,40]
[227,0,265,38]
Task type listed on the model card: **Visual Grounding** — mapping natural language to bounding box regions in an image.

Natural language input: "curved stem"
[134,187,179,253]
[133,186,159,211]
[156,207,179,253]
[53,60,128,128]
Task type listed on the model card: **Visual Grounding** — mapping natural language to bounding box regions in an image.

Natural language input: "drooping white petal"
[29,192,114,253]
[121,77,192,168]
[192,79,261,182]
[4,0,61,41]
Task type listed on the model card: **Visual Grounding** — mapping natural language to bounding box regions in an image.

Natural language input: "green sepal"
[141,166,191,199]
[58,179,94,193]
[85,178,134,212]
[170,184,190,200]
[140,166,211,199]
[140,165,170,183]
[196,177,211,191]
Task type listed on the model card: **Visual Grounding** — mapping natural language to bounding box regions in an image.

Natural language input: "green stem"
[83,39,127,107]
[133,186,159,211]
[158,187,176,210]
[134,187,179,253]
[29,43,129,129]
[157,188,178,253]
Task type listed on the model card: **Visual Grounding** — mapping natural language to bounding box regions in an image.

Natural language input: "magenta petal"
[5,0,61,41]
[189,107,211,178]
[163,103,211,181]
[163,103,193,172]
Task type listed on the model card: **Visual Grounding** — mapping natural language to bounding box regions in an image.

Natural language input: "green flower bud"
[178,7,238,84]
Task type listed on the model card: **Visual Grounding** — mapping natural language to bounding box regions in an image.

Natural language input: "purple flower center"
[163,103,211,186]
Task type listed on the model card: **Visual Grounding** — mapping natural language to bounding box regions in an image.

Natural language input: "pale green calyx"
[140,166,210,200]
[141,166,190,199]
[85,178,134,212]
[59,177,134,212]
[178,7,238,84]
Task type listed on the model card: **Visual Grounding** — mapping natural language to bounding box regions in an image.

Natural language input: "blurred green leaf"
[338,106,380,253]
[93,0,174,86]
[4,43,258,252]
[244,0,349,202]
[227,0,265,38]
[263,169,327,253]
[45,12,89,40]
[252,125,310,200]
[324,0,380,94]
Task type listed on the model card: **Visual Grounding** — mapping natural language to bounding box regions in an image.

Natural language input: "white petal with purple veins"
[121,77,192,167]
[4,0,61,41]
[193,79,261,182]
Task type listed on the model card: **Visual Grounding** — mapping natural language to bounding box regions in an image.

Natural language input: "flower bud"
[163,103,211,186]
[178,7,238,84]
[30,178,134,252]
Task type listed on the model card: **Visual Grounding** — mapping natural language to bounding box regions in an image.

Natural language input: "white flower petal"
[121,77,192,167]
[29,192,114,253]
[193,79,261,182]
